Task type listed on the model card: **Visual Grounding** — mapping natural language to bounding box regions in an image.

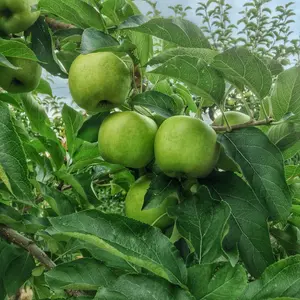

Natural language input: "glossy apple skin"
[98,111,158,169]
[155,116,220,178]
[0,57,41,93]
[68,52,132,113]
[125,176,177,228]
[0,0,40,34]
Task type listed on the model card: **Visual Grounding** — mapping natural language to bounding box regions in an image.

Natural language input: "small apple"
[68,52,132,113]
[0,57,41,93]
[213,111,251,172]
[154,116,220,178]
[125,176,177,228]
[98,111,158,168]
[0,0,40,34]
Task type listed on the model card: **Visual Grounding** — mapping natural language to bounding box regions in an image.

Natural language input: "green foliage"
[1,0,300,299]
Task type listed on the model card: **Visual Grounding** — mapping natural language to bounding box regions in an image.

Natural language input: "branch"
[212,118,273,132]
[0,225,56,269]
[45,17,75,31]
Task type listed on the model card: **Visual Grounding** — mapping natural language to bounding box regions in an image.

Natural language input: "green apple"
[154,116,220,178]
[125,176,177,228]
[213,111,251,172]
[68,52,132,113]
[0,57,41,93]
[0,0,40,34]
[98,111,158,168]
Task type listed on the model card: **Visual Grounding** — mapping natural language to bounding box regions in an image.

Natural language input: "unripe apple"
[0,0,40,34]
[98,111,158,168]
[0,57,41,93]
[125,176,177,228]
[154,116,220,178]
[68,52,132,113]
[214,111,251,172]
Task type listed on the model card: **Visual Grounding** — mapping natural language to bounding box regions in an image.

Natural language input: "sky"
[51,0,300,102]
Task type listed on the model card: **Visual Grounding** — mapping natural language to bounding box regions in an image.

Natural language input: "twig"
[212,118,273,132]
[0,225,56,269]
[45,17,75,31]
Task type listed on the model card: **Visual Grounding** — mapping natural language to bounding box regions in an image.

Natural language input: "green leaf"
[29,17,67,77]
[211,47,272,100]
[242,255,300,300]
[285,165,300,183]
[45,258,116,291]
[147,48,224,104]
[80,28,136,54]
[56,50,79,73]
[187,263,247,300]
[35,78,53,97]
[47,210,188,288]
[120,16,211,48]
[168,186,230,264]
[218,127,292,221]
[271,66,300,122]
[0,102,33,204]
[207,172,275,278]
[131,91,179,117]
[78,112,110,143]
[39,0,104,30]
[270,225,300,255]
[62,104,84,156]
[0,53,19,69]
[268,122,300,151]
[40,184,76,216]
[95,274,194,300]
[0,239,35,297]
[143,173,178,209]
[21,93,58,141]
[0,93,21,108]
[0,39,40,61]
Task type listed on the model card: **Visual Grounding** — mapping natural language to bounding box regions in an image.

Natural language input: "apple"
[0,0,40,34]
[0,57,41,93]
[154,116,220,178]
[98,111,158,168]
[125,176,177,228]
[213,111,251,172]
[68,52,132,113]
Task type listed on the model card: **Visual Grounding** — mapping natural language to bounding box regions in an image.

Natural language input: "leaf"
[268,122,300,151]
[207,172,275,278]
[131,91,179,118]
[211,47,272,100]
[270,225,300,255]
[143,173,179,210]
[78,112,110,143]
[0,102,33,204]
[0,53,19,69]
[0,93,21,108]
[62,104,84,156]
[147,48,225,105]
[45,258,116,291]
[80,28,136,54]
[40,184,76,216]
[271,66,300,122]
[218,127,292,221]
[187,263,247,300]
[35,78,53,96]
[0,39,40,61]
[95,274,194,300]
[29,17,67,77]
[39,0,104,30]
[47,210,188,288]
[242,255,300,300]
[285,165,300,183]
[168,186,231,264]
[102,0,136,25]
[120,16,211,48]
[20,93,58,141]
[0,239,35,297]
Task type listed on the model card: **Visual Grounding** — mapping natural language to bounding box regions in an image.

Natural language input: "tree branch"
[212,118,273,132]
[45,17,75,31]
[0,225,56,269]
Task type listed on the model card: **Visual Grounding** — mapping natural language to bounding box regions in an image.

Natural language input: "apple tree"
[0,0,300,299]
